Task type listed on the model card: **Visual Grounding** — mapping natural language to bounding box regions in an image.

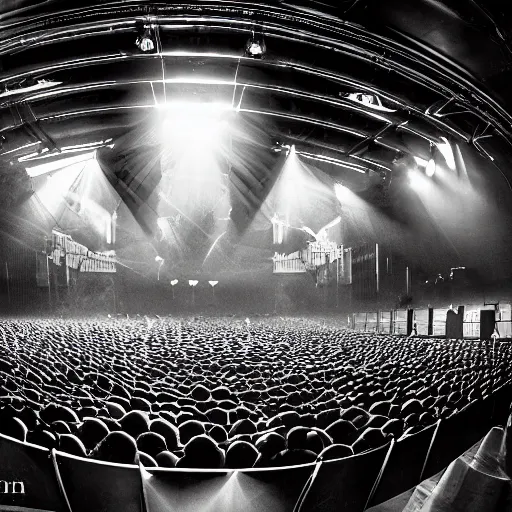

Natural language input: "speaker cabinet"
[480,310,496,340]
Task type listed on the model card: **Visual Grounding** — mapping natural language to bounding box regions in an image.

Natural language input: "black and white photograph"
[0,1,511,511]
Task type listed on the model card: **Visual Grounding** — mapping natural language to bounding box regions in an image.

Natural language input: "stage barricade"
[300,442,391,512]
[366,312,378,332]
[353,313,368,331]
[497,302,512,337]
[463,307,480,338]
[413,309,429,336]
[352,304,512,339]
[432,308,447,337]
[379,310,392,334]
[422,399,494,480]
[368,424,437,508]
[142,468,233,512]
[0,433,65,512]
[496,321,512,338]
[392,310,408,335]
[144,463,315,512]
[53,451,143,512]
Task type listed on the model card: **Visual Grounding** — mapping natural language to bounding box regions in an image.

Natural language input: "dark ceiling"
[1,0,512,184]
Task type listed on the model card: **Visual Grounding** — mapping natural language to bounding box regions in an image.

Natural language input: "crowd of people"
[0,315,510,469]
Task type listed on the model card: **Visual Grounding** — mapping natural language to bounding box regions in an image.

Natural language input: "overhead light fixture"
[0,79,62,99]
[188,280,198,287]
[271,141,285,153]
[136,26,156,52]
[270,141,293,155]
[345,92,397,112]
[245,30,266,58]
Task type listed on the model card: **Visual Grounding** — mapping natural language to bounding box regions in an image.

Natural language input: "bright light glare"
[413,156,429,167]
[170,279,179,286]
[426,158,436,178]
[208,280,219,287]
[188,280,198,287]
[161,102,231,149]
[157,217,168,230]
[334,183,350,203]
[408,169,424,190]
[160,101,233,115]
[247,42,264,55]
[138,36,154,52]
[25,151,96,177]
[155,256,164,263]
[438,138,456,171]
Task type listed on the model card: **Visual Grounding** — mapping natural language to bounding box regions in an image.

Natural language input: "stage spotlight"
[334,183,349,203]
[245,31,266,58]
[170,279,178,299]
[438,137,456,171]
[271,141,294,155]
[413,156,429,168]
[346,92,397,112]
[189,280,198,306]
[209,280,219,298]
[155,256,164,280]
[136,26,155,52]
[426,158,436,177]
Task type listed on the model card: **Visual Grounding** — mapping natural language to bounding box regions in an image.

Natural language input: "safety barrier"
[1,384,510,512]
[352,303,512,339]
[392,310,408,335]
[432,308,447,337]
[414,309,429,336]
[379,310,392,334]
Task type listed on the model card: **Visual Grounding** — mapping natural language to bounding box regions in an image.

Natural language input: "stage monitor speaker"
[480,310,495,340]
[446,308,463,339]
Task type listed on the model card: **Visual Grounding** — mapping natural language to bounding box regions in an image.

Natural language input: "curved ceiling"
[1,0,511,183]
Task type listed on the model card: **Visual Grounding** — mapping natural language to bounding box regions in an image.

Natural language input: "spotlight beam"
[202,231,227,267]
